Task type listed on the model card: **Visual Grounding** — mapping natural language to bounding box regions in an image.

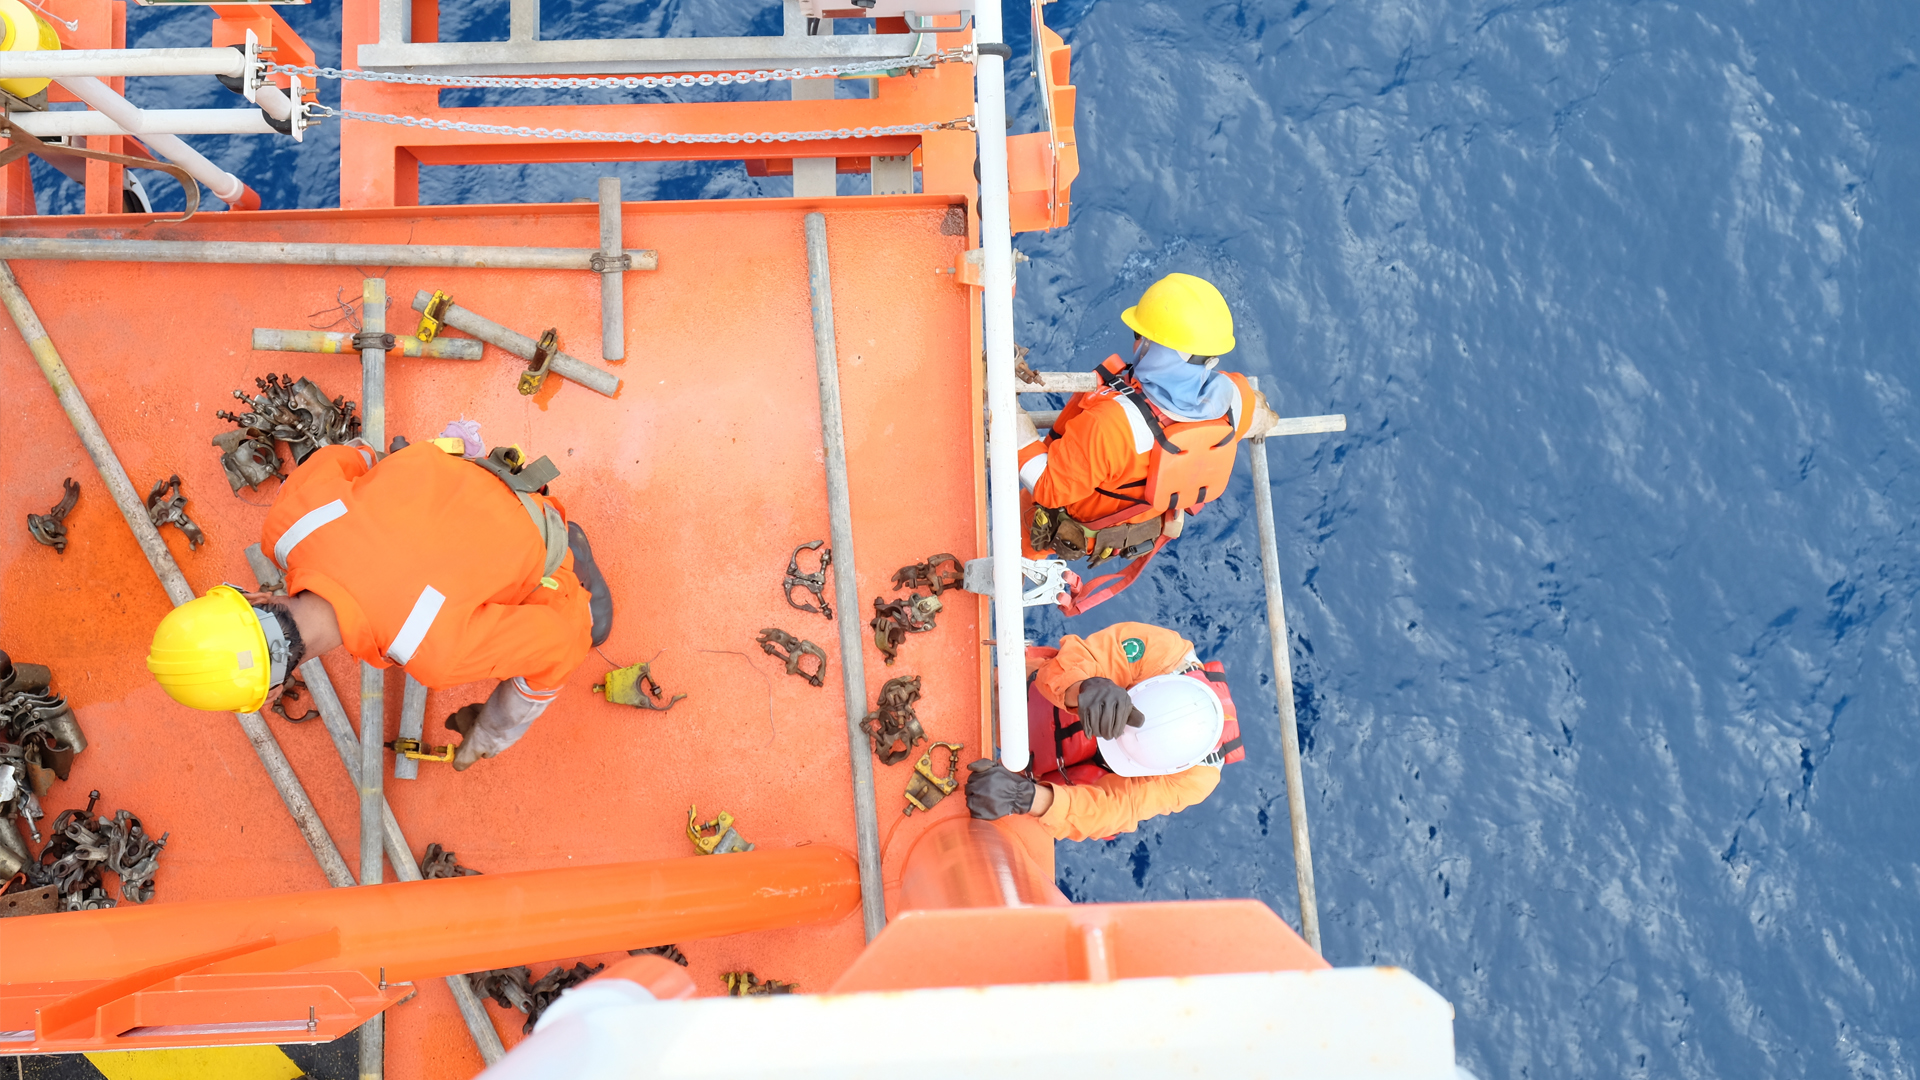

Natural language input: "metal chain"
[325,107,972,144]
[265,48,966,91]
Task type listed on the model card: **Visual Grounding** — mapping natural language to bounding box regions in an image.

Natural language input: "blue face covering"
[1131,340,1236,422]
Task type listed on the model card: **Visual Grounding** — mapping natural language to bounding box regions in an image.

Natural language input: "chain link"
[266,48,965,91]
[324,107,972,144]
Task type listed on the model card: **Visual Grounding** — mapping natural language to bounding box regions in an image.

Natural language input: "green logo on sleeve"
[1121,637,1146,662]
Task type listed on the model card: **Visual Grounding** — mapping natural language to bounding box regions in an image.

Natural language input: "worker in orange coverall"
[964,622,1244,841]
[1017,273,1280,613]
[147,438,611,771]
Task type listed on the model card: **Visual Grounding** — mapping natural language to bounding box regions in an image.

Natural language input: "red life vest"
[1025,647,1245,786]
[1056,355,1257,616]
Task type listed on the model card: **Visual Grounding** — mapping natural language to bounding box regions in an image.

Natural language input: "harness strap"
[467,447,568,580]
[1059,534,1170,617]
[1099,363,1185,456]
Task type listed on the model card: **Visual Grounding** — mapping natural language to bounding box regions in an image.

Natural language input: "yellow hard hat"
[147,585,275,713]
[1120,273,1236,357]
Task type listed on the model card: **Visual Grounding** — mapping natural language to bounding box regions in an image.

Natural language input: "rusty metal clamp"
[518,328,559,395]
[891,553,964,595]
[416,290,453,342]
[757,628,827,688]
[593,661,686,712]
[144,475,205,550]
[350,331,398,352]
[859,674,925,766]
[687,805,754,855]
[270,669,312,723]
[722,971,797,996]
[869,592,942,665]
[783,540,833,619]
[903,741,965,815]
[211,428,285,494]
[26,478,78,554]
[419,842,481,879]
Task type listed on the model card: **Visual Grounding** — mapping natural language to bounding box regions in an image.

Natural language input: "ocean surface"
[35,2,1919,1076]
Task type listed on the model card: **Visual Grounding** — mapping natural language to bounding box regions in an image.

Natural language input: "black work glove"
[966,758,1035,820]
[1074,677,1145,741]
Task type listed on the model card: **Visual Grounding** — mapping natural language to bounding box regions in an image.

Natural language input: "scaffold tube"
[974,4,1028,771]
[0,236,660,271]
[0,46,247,79]
[10,108,279,137]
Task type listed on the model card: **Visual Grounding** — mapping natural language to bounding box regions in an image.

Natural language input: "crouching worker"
[146,439,613,770]
[965,621,1243,841]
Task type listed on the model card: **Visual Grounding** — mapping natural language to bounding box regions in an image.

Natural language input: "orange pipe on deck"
[0,847,859,986]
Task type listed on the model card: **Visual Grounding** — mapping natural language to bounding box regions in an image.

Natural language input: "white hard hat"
[1096,672,1225,777]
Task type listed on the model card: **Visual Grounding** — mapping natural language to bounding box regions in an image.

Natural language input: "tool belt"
[1029,504,1163,568]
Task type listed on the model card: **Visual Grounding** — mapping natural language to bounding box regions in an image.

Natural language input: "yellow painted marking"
[86,1045,305,1080]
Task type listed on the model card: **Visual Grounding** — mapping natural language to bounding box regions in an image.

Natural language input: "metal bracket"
[687,805,754,855]
[757,628,827,688]
[783,540,833,619]
[350,330,397,352]
[518,327,559,395]
[903,741,964,815]
[383,737,455,763]
[592,662,686,712]
[588,252,632,273]
[243,29,262,103]
[416,290,452,342]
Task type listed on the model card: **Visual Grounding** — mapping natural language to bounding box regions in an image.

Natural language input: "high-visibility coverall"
[262,443,593,756]
[1018,376,1263,558]
[1027,621,1222,841]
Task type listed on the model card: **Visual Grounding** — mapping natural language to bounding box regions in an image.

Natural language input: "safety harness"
[467,446,569,584]
[1032,355,1257,615]
[1025,648,1244,787]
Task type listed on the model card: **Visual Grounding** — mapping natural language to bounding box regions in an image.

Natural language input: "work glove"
[966,758,1035,820]
[1074,677,1145,741]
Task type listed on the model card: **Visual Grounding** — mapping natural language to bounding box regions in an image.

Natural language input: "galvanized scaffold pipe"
[408,290,623,398]
[598,177,625,362]
[357,278,389,1080]
[803,212,886,942]
[0,259,356,890]
[1247,377,1321,954]
[0,237,660,272]
[973,4,1028,771]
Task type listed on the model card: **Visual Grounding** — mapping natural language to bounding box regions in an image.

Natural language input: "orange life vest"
[1025,646,1244,786]
[1053,355,1257,615]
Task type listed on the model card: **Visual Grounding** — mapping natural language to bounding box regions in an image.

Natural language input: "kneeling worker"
[1020,272,1280,614]
[146,439,612,770]
[966,621,1243,841]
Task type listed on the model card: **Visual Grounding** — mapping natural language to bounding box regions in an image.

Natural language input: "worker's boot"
[568,522,615,647]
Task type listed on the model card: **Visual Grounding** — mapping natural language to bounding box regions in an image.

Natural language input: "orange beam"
[0,846,860,987]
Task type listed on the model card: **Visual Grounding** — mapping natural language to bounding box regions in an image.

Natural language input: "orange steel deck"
[0,196,999,1075]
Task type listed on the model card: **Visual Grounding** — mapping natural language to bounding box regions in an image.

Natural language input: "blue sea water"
[35,2,1920,1076]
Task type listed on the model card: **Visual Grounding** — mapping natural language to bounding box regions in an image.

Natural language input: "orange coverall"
[1027,621,1223,841]
[263,443,592,693]
[1019,392,1156,557]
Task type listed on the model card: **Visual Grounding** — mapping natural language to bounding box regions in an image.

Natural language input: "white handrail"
[11,108,277,137]
[55,77,253,208]
[0,47,246,79]
[975,3,1027,771]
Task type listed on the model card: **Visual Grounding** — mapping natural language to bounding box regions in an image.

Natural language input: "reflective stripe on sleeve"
[274,499,348,569]
[511,676,562,702]
[387,585,447,666]
[1114,397,1155,454]
[1019,452,1048,491]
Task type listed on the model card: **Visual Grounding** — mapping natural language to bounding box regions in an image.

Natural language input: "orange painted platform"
[0,196,996,1074]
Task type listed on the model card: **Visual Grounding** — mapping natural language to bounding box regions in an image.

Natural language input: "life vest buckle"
[903,741,966,815]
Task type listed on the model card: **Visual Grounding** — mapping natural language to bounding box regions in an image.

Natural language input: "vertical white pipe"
[975,3,1028,771]
[55,76,252,207]
[598,177,625,362]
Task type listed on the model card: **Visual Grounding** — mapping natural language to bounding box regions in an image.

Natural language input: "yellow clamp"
[687,805,754,855]
[903,741,965,816]
[385,737,455,763]
[417,290,452,343]
[518,328,559,396]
